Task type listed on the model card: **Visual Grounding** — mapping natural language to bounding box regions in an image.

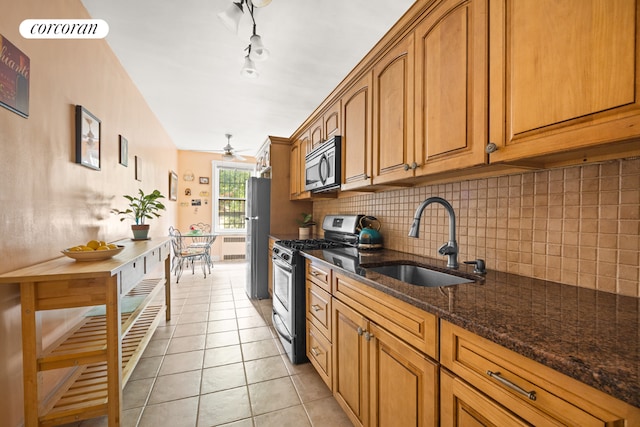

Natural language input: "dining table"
[181,230,217,270]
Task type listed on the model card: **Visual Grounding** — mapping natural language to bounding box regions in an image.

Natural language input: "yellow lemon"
[80,245,95,251]
[107,244,118,250]
[99,240,107,247]
[96,246,110,251]
[86,240,101,250]
[68,246,83,252]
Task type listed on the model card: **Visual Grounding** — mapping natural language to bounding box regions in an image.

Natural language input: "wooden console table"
[0,238,172,427]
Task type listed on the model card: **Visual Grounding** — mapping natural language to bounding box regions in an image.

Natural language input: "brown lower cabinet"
[306,259,640,427]
[440,320,640,426]
[332,298,438,427]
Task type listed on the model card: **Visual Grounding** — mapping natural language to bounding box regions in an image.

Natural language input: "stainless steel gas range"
[271,214,362,364]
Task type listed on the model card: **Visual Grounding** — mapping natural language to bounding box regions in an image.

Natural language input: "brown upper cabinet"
[310,99,342,150]
[294,0,640,192]
[341,71,374,191]
[488,0,640,164]
[310,117,323,149]
[371,33,416,185]
[413,0,489,177]
[324,100,341,140]
[290,131,311,200]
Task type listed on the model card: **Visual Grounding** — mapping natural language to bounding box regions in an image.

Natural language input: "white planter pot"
[299,227,310,239]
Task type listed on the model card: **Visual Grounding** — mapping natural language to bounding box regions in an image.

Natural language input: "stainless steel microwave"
[304,136,341,193]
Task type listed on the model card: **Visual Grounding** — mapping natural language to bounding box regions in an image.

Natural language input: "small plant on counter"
[296,213,316,228]
[297,213,316,239]
[112,189,166,224]
[111,189,166,240]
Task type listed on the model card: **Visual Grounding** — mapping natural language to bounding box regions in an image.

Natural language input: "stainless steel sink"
[367,264,473,287]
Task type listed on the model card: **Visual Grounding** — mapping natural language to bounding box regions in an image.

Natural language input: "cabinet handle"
[310,347,321,357]
[311,304,322,312]
[310,271,319,276]
[364,331,374,341]
[486,370,537,401]
[403,162,419,171]
[357,327,364,336]
[363,174,370,180]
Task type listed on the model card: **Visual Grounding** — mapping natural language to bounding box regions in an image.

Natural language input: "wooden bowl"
[61,245,125,261]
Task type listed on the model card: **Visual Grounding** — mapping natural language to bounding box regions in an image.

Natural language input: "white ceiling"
[80,0,415,155]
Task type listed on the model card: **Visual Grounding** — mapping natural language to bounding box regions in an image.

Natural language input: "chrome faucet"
[408,196,458,268]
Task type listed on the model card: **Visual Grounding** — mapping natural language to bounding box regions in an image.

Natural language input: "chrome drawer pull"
[357,327,364,336]
[486,370,537,401]
[310,271,320,276]
[311,304,322,312]
[310,347,321,357]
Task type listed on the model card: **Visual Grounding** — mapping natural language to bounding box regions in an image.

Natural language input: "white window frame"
[212,160,256,234]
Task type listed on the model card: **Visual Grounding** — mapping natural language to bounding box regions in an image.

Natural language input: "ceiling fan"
[202,134,247,161]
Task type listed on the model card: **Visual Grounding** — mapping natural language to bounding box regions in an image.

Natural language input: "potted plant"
[297,213,316,239]
[112,189,166,240]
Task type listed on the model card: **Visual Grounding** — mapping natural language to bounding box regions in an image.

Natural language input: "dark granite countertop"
[301,247,640,409]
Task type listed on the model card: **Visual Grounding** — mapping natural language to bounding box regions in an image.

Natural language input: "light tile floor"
[67,262,353,427]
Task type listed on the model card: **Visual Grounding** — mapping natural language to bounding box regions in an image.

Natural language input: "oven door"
[271,255,294,337]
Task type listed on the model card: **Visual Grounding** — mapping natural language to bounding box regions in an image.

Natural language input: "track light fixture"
[218,0,271,78]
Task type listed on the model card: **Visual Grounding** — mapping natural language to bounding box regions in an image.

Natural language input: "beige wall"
[314,158,640,297]
[0,1,178,424]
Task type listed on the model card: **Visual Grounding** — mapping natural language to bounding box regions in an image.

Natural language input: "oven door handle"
[272,310,293,343]
[272,256,293,274]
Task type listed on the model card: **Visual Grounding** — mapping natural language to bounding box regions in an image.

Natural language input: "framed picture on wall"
[75,105,101,170]
[135,156,142,181]
[169,170,178,201]
[119,135,128,166]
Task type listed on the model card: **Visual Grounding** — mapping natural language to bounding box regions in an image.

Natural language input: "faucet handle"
[464,259,486,274]
[438,242,456,255]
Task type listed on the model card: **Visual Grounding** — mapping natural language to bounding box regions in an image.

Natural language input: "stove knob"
[273,248,279,255]
[283,254,290,261]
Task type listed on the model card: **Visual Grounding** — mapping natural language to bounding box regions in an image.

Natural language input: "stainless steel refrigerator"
[245,177,271,299]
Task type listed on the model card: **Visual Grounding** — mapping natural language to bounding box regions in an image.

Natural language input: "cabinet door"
[489,0,640,163]
[310,116,324,149]
[414,0,488,177]
[342,72,374,190]
[333,298,369,427]
[325,99,341,139]
[441,371,530,426]
[372,33,415,184]
[289,140,300,200]
[369,323,438,427]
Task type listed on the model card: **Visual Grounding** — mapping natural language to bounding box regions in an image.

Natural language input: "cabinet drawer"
[306,258,331,293]
[333,271,438,359]
[441,370,530,426]
[440,321,627,426]
[145,242,168,273]
[306,281,331,340]
[120,257,144,296]
[307,322,332,389]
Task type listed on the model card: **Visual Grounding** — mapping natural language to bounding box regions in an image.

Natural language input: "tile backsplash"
[314,158,640,297]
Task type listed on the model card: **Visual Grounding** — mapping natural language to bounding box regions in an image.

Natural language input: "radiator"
[221,235,246,261]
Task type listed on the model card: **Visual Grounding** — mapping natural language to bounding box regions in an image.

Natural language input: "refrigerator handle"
[246,216,259,221]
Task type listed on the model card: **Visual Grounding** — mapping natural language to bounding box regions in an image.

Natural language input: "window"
[212,161,254,233]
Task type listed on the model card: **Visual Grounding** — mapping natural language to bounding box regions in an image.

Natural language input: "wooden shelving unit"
[0,239,172,427]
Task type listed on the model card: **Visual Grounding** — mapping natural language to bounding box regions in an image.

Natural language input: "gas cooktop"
[275,239,346,251]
